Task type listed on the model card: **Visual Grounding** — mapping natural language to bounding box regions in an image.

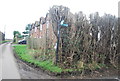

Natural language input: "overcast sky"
[0,0,119,39]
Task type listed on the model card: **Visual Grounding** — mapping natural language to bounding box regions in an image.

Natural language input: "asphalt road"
[0,43,21,79]
[0,43,55,79]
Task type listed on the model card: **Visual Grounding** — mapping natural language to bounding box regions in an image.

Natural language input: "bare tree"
[49,5,73,66]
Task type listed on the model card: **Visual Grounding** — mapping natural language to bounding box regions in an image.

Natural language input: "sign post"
[55,20,68,65]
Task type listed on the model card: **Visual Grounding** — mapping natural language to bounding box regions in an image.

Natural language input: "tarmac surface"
[0,43,55,79]
[1,43,21,79]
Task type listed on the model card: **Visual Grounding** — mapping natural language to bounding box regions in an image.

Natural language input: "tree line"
[49,5,119,69]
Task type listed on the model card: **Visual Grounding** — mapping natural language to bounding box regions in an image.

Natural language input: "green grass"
[0,40,10,43]
[13,45,62,73]
[13,45,107,74]
[12,42,18,44]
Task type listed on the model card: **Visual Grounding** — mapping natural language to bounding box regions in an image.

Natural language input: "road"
[0,43,56,79]
[0,43,21,79]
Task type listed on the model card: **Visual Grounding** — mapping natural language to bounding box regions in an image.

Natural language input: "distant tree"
[22,24,31,38]
[13,31,21,37]
[22,31,29,34]
[13,31,22,42]
[25,24,31,31]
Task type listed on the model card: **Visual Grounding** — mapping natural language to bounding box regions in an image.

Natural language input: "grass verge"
[13,45,107,76]
[0,40,10,43]
[13,45,62,73]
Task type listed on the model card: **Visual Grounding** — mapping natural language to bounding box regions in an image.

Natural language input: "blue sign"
[60,20,68,27]
[61,24,68,27]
